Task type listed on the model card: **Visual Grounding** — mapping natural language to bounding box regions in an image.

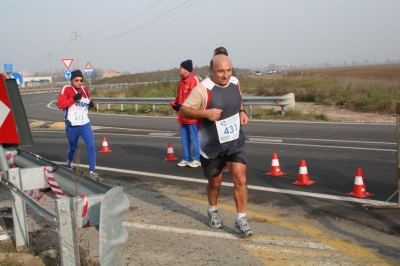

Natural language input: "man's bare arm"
[239,99,249,126]
[180,106,223,122]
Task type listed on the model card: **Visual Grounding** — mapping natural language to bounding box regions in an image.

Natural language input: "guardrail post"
[8,168,29,248]
[281,106,285,115]
[107,104,110,110]
[249,105,253,118]
[55,197,79,266]
[121,104,124,111]
[152,104,155,112]
[135,104,138,113]
[96,103,99,112]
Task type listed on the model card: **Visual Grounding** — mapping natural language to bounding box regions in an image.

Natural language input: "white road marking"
[34,131,395,152]
[122,222,336,251]
[24,103,46,106]
[52,161,396,206]
[250,135,395,145]
[149,132,177,136]
[249,140,396,152]
[250,119,395,126]
[249,138,283,143]
[123,222,238,239]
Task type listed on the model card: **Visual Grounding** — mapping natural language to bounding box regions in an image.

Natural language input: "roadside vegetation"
[90,64,400,121]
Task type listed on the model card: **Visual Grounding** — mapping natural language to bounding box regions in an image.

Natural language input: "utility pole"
[71,31,81,70]
[47,52,54,88]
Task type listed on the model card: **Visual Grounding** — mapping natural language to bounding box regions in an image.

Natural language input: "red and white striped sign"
[4,151,44,201]
[44,167,66,198]
[4,151,89,226]
[79,194,90,228]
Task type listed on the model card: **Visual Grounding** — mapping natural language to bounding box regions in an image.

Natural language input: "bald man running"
[180,54,253,238]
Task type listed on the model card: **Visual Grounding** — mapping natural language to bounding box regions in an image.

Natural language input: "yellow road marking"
[49,122,65,129]
[180,196,399,265]
[241,244,358,266]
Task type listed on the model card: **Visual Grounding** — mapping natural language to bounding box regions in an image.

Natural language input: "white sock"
[90,171,94,174]
[208,206,218,212]
[237,213,246,220]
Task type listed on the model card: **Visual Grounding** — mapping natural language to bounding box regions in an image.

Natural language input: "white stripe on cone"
[271,159,279,166]
[167,147,174,153]
[299,166,308,174]
[354,176,363,185]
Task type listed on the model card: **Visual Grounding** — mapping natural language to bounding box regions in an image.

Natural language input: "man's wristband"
[239,109,246,114]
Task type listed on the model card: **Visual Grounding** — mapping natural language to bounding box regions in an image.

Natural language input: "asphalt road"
[22,92,398,201]
[16,92,400,265]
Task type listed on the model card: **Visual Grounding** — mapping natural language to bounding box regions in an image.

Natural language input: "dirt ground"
[290,102,396,124]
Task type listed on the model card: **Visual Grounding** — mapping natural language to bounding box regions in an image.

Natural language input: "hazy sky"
[2,0,400,74]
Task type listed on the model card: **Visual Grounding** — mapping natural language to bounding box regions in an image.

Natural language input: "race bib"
[70,107,89,126]
[67,89,90,126]
[216,113,240,143]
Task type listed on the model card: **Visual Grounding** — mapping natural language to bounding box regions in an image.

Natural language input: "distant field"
[291,64,400,80]
[90,63,400,119]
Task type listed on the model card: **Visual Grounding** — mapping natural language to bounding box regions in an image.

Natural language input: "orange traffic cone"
[164,142,177,161]
[265,152,286,177]
[293,159,315,186]
[346,168,373,198]
[99,137,112,153]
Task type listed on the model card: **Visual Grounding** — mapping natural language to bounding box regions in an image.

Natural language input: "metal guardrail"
[19,80,178,92]
[92,93,295,116]
[19,88,59,93]
[0,147,129,266]
[91,80,178,90]
[19,86,295,115]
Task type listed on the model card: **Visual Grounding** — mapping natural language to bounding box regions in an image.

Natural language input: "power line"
[80,0,202,44]
[83,0,164,37]
[71,31,81,69]
[46,52,54,87]
[53,40,73,58]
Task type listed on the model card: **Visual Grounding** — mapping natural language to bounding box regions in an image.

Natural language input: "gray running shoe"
[235,217,254,238]
[208,209,223,229]
[177,160,190,167]
[90,172,101,181]
[188,159,201,168]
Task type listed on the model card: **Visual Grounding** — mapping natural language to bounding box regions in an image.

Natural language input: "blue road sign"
[8,72,23,88]
[4,64,13,73]
[64,70,72,80]
[85,71,93,75]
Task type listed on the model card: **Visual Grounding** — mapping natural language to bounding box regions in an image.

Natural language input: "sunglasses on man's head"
[73,79,83,82]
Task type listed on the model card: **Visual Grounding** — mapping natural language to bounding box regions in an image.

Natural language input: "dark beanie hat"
[70,70,83,81]
[180,60,193,72]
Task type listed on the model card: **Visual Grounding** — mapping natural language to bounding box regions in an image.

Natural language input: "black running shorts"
[200,151,247,179]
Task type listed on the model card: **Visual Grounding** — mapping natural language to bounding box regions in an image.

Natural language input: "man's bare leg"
[227,162,248,213]
[207,173,222,206]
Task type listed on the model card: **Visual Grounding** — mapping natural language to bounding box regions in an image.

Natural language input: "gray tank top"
[198,77,245,159]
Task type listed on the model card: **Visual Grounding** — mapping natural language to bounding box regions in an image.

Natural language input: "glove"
[169,102,181,111]
[73,93,82,101]
[88,101,94,108]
